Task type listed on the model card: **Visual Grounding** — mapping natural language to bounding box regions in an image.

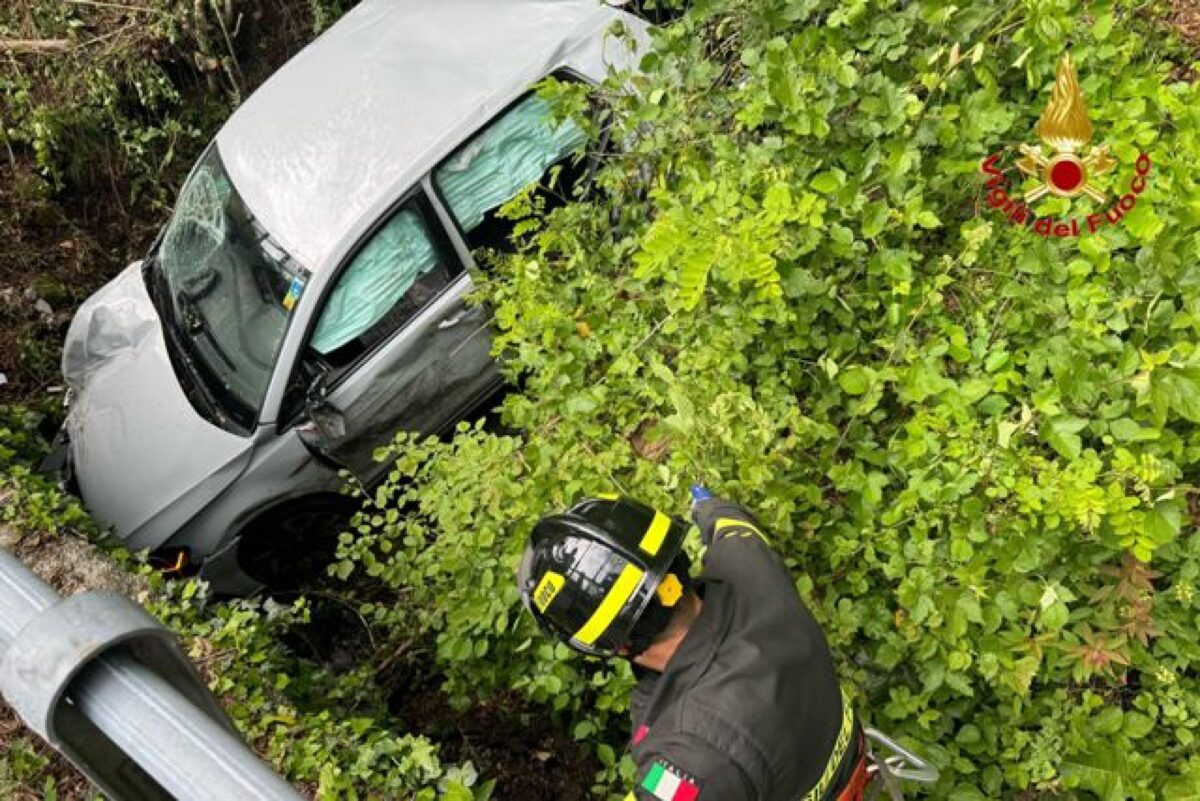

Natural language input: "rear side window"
[433,93,588,253]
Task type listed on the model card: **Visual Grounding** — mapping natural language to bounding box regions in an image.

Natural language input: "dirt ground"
[393,681,602,801]
[1172,0,1200,47]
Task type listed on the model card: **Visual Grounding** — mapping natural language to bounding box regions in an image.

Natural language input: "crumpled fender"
[62,261,157,391]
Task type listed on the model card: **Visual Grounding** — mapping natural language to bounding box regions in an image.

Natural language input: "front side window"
[310,198,455,366]
[155,147,305,430]
[434,92,588,253]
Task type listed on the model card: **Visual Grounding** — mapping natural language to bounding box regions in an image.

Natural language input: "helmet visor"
[536,535,650,656]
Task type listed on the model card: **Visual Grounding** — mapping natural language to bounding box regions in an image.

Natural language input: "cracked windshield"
[156,147,304,428]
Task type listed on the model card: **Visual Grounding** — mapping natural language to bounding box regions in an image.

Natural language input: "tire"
[235,495,357,589]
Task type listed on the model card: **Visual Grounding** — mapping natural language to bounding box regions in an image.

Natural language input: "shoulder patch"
[641,759,702,801]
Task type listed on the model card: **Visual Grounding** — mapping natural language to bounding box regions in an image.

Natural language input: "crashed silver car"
[55,0,647,593]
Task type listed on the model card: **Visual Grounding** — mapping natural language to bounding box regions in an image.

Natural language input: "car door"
[297,85,594,484]
[296,188,499,483]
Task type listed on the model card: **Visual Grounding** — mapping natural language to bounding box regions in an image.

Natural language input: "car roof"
[215,0,643,271]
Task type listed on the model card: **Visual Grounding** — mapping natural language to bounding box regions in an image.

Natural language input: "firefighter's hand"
[691,490,730,547]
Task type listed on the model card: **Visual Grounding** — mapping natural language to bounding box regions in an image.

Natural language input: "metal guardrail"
[0,548,302,801]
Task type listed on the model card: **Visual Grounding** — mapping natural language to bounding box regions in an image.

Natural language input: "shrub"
[0,0,344,207]
[335,1,1200,798]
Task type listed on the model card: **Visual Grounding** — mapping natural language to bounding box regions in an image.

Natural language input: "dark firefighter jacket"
[625,500,859,801]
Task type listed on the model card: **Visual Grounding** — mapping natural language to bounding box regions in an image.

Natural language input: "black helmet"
[517,496,691,657]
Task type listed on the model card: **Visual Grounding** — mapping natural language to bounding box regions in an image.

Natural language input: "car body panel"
[182,429,342,593]
[300,271,500,483]
[62,263,256,547]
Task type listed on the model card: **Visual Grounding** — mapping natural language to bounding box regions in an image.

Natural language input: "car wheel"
[235,495,357,589]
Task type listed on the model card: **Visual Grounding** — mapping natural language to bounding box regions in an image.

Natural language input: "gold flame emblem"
[1016,53,1116,203]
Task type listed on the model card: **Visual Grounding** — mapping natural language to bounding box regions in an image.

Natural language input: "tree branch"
[0,39,71,54]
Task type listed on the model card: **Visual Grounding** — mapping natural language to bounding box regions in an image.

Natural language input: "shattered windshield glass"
[155,146,306,430]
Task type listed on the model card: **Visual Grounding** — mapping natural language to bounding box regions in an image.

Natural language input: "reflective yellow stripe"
[639,511,671,555]
[598,492,620,500]
[801,688,856,801]
[714,517,767,542]
[623,793,636,801]
[574,564,644,646]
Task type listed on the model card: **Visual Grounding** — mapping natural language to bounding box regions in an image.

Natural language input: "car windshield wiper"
[176,293,238,374]
[146,257,229,427]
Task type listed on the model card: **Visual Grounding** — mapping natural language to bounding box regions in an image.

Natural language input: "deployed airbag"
[311,210,439,354]
[435,95,587,234]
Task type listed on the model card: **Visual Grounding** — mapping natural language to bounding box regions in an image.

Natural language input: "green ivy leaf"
[1061,747,1136,801]
[1145,502,1182,547]
[810,169,843,193]
[442,783,474,801]
[861,201,889,237]
[914,210,941,229]
[1040,416,1089,459]
[1150,368,1200,425]
[838,366,874,395]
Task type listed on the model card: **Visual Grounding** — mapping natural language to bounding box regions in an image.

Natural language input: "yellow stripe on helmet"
[638,511,672,555]
[574,564,645,646]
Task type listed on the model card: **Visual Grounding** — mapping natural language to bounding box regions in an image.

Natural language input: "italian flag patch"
[641,760,700,801]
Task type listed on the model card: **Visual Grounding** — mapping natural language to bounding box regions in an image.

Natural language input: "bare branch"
[0,39,71,54]
[65,0,167,13]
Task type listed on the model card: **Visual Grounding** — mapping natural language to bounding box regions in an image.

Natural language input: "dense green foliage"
[2,1,220,202]
[4,0,1200,799]
[331,1,1200,798]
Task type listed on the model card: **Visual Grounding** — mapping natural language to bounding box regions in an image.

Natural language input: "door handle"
[437,311,469,330]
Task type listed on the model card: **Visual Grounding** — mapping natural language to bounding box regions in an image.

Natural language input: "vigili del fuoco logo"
[979,52,1152,237]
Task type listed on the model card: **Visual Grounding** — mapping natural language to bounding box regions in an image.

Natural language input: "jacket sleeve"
[691,498,791,592]
[692,498,770,548]
[626,732,757,801]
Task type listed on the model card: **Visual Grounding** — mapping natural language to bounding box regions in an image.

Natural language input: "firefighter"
[517,493,873,801]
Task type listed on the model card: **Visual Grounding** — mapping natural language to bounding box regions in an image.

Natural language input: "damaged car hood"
[63,263,255,549]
